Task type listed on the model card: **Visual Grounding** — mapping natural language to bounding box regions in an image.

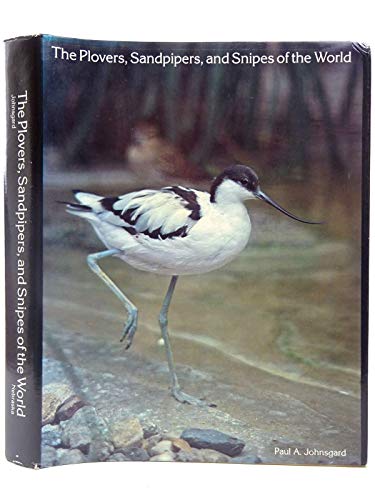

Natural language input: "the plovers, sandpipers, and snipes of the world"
[64,164,320,406]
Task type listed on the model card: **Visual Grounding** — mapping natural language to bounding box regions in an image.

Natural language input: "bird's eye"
[239,178,248,186]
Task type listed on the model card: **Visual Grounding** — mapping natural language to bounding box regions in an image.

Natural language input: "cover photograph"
[5,36,369,468]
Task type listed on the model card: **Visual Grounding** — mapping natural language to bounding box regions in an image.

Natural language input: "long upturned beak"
[255,190,322,225]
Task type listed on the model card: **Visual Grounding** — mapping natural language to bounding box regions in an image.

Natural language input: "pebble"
[41,424,62,448]
[60,406,111,459]
[115,447,150,462]
[90,439,114,462]
[56,448,87,465]
[198,448,229,463]
[41,445,58,467]
[55,395,86,423]
[149,440,173,457]
[175,448,228,463]
[61,418,92,453]
[150,451,175,462]
[175,450,200,462]
[144,434,163,452]
[142,422,159,439]
[171,438,193,453]
[181,428,245,457]
[110,418,144,449]
[42,383,74,426]
[107,453,128,462]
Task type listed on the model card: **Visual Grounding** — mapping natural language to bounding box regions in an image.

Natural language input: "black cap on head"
[210,164,259,202]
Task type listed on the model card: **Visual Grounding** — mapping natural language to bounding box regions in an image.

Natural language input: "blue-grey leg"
[159,276,215,407]
[87,249,138,349]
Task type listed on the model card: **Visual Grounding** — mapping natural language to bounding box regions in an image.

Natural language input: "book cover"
[5,35,370,468]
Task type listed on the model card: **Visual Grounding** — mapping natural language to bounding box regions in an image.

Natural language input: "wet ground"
[43,176,363,465]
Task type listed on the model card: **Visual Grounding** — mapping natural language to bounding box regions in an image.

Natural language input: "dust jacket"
[5,35,370,468]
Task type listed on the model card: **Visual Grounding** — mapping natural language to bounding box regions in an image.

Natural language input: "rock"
[197,448,229,463]
[181,428,245,458]
[42,383,74,425]
[150,451,175,462]
[230,454,263,464]
[171,438,192,453]
[60,406,112,459]
[110,418,143,449]
[175,450,200,462]
[149,440,173,457]
[61,417,92,453]
[41,424,62,448]
[107,453,128,462]
[175,448,228,463]
[116,447,150,461]
[142,422,159,439]
[90,439,114,462]
[55,395,86,422]
[56,448,87,465]
[41,445,58,467]
[143,434,163,452]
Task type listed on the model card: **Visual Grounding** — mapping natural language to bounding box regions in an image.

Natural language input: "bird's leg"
[87,249,138,349]
[159,276,215,407]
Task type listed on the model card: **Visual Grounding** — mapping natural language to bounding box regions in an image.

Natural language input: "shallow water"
[44,174,362,401]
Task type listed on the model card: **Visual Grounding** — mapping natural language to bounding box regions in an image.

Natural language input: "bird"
[63,164,320,407]
[126,120,207,182]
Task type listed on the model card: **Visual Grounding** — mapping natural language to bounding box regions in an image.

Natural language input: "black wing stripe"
[143,225,188,240]
[162,187,201,221]
[123,226,137,235]
[122,207,141,224]
[123,225,188,240]
[101,196,120,214]
[101,197,141,224]
[101,191,196,240]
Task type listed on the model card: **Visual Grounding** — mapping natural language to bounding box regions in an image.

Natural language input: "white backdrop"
[0,1,373,498]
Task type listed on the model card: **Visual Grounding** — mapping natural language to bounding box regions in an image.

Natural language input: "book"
[5,35,370,468]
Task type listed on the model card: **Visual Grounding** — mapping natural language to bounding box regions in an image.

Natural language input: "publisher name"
[274,446,347,459]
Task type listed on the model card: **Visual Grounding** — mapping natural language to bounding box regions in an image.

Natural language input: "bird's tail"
[59,190,102,220]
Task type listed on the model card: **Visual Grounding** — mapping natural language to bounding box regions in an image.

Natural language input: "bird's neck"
[210,184,250,224]
[211,179,247,206]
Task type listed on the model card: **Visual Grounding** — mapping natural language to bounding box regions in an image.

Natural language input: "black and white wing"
[72,187,203,240]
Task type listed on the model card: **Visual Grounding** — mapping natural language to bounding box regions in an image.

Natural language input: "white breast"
[113,195,251,275]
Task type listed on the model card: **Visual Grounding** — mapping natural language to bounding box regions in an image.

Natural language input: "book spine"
[5,35,43,468]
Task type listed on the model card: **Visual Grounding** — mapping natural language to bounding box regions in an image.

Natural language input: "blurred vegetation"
[43,41,364,182]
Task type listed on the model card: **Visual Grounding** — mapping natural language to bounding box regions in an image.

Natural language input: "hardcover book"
[5,35,370,468]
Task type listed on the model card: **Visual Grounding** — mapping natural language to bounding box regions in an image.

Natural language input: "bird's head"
[210,164,321,224]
